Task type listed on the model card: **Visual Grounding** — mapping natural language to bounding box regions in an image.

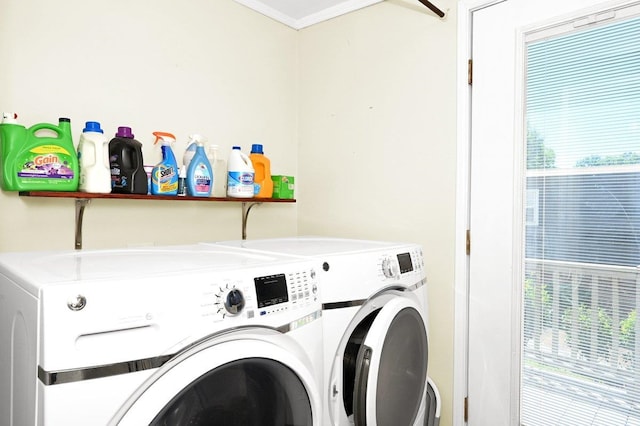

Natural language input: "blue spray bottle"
[186,134,213,197]
[150,131,179,195]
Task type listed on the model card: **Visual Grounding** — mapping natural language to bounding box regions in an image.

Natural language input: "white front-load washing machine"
[215,237,433,426]
[0,244,323,426]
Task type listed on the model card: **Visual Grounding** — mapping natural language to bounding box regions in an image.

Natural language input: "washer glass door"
[113,330,318,426]
[151,357,310,426]
[340,294,428,426]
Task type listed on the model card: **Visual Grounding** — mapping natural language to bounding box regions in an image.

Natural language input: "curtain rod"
[417,0,446,18]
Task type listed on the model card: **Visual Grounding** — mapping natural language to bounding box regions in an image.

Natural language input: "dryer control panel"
[379,246,425,281]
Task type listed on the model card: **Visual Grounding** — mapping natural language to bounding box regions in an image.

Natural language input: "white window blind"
[521,7,640,426]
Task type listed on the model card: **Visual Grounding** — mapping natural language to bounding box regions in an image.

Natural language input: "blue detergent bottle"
[186,135,213,197]
[150,131,179,195]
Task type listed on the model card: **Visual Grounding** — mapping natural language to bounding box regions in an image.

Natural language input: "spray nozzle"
[189,133,207,147]
[153,131,177,145]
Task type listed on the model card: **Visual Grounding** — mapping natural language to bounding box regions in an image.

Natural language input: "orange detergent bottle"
[249,144,273,198]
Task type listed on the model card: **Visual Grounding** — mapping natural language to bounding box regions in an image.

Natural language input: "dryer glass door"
[346,297,428,426]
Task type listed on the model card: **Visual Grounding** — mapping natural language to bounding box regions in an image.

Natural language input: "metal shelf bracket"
[242,202,262,240]
[19,192,293,249]
[75,198,91,250]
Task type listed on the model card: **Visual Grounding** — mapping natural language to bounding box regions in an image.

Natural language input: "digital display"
[254,274,288,308]
[397,253,414,274]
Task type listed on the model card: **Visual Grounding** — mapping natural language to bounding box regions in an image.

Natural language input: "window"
[522,7,640,425]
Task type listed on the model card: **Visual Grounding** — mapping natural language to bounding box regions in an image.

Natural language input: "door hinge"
[466,229,471,255]
[464,396,469,422]
[468,59,473,85]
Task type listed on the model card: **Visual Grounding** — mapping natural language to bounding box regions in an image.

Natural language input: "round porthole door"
[330,292,428,426]
[112,328,321,426]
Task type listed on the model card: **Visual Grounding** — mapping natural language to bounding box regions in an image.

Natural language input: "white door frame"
[454,2,506,425]
[454,1,640,425]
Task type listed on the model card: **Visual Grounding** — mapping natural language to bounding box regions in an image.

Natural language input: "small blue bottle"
[186,140,213,197]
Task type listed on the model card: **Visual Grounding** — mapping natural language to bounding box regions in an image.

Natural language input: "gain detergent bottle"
[0,115,79,191]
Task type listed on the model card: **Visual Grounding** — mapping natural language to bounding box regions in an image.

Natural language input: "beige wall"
[298,1,457,424]
[0,0,299,251]
[1,0,457,424]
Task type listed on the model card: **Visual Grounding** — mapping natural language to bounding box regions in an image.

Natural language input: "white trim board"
[233,0,384,29]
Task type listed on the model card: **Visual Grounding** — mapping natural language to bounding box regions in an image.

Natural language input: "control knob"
[224,288,245,315]
[381,256,399,279]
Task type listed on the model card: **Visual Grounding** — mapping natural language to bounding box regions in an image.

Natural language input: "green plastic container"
[0,117,79,191]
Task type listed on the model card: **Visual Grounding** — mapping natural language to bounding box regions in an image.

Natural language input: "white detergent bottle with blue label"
[227,146,254,198]
[186,138,213,197]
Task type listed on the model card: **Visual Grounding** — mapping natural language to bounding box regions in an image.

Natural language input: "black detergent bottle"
[109,126,147,194]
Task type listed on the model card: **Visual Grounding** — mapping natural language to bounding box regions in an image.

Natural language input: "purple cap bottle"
[115,126,134,139]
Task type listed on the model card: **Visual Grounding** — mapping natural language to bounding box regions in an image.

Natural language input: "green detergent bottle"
[0,115,79,191]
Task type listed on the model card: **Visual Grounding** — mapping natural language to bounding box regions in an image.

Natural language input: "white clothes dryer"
[215,237,431,426]
[0,244,323,426]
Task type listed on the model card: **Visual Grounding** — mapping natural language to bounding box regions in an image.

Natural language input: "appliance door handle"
[353,345,373,426]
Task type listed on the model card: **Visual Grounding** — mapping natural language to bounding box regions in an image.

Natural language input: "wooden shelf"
[19,191,296,249]
[18,191,295,204]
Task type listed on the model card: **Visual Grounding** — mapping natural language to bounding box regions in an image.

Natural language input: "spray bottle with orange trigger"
[150,131,179,195]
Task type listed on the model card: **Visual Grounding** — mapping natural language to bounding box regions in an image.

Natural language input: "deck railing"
[524,258,640,400]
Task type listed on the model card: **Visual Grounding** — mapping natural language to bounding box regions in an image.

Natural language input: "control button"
[67,295,86,311]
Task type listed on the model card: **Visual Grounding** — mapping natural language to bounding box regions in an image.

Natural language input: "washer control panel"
[202,265,319,322]
[257,269,318,316]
